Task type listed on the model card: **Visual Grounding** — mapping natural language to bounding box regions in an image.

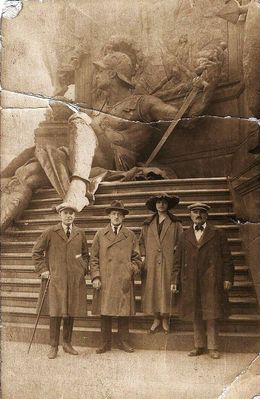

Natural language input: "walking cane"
[27,275,50,354]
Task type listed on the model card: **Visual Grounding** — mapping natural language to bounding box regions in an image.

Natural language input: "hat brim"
[56,203,78,213]
[105,207,129,215]
[146,195,179,213]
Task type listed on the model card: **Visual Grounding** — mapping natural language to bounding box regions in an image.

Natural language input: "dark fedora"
[146,192,179,213]
[105,200,129,215]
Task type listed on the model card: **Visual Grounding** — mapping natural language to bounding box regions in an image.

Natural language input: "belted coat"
[139,213,183,315]
[172,224,234,321]
[90,224,142,316]
[32,223,89,317]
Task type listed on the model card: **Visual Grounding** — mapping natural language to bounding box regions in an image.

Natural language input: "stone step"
[0,250,246,268]
[33,178,229,199]
[24,204,235,218]
[28,200,234,214]
[32,188,231,205]
[1,290,257,314]
[1,306,259,337]
[14,212,236,230]
[0,264,250,281]
[0,237,243,253]
[3,224,241,242]
[0,278,253,302]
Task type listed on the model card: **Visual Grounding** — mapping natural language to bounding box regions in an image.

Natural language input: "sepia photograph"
[0,0,259,398]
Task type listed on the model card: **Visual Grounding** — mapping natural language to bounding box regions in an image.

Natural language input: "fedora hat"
[105,200,129,215]
[146,192,179,213]
[56,202,78,213]
[187,202,210,212]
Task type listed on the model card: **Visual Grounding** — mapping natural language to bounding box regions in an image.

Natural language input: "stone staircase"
[1,177,259,352]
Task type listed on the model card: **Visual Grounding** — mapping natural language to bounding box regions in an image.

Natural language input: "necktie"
[66,226,70,239]
[114,226,118,235]
[195,225,204,232]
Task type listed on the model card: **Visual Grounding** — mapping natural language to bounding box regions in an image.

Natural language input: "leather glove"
[171,284,178,294]
[224,281,232,290]
[93,278,101,290]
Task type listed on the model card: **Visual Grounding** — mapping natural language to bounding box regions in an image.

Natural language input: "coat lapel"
[185,226,198,247]
[104,225,128,248]
[150,217,161,246]
[54,223,67,242]
[160,216,171,242]
[68,225,80,243]
[197,224,215,248]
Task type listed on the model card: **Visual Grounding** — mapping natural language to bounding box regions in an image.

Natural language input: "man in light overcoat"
[171,202,234,359]
[32,203,89,359]
[90,200,142,354]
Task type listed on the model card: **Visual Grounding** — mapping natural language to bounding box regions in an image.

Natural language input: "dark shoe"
[63,342,78,355]
[188,348,205,357]
[48,346,58,359]
[96,343,111,354]
[209,350,220,359]
[119,340,134,353]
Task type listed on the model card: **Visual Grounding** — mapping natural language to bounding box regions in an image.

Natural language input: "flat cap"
[187,202,210,211]
[56,202,78,213]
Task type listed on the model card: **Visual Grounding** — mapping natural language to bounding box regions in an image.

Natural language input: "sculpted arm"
[142,95,179,122]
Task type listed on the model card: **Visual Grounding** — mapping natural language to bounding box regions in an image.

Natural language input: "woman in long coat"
[139,193,183,333]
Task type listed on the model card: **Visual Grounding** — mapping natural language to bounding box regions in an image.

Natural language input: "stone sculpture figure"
[1,37,227,232]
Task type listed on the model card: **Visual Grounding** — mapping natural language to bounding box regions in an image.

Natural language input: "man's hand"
[93,278,101,290]
[171,284,178,294]
[41,271,50,279]
[224,281,232,290]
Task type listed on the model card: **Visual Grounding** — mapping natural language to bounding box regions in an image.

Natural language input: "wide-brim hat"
[56,202,78,213]
[146,192,179,213]
[187,202,210,212]
[105,200,129,215]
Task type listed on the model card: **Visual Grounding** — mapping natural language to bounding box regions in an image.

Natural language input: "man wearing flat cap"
[90,200,142,354]
[32,203,89,359]
[171,202,234,359]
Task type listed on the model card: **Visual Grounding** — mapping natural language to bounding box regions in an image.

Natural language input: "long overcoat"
[172,224,234,321]
[90,224,142,316]
[32,223,89,317]
[139,213,183,315]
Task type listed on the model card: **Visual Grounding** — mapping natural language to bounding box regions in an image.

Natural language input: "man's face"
[108,210,125,226]
[59,209,76,225]
[155,199,168,213]
[190,209,208,225]
[95,66,111,90]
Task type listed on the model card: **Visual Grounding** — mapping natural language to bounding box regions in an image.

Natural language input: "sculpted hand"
[93,278,101,290]
[41,271,50,279]
[224,281,232,290]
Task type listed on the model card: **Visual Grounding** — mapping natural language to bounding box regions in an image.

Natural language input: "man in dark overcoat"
[171,202,234,359]
[32,203,89,359]
[90,200,142,354]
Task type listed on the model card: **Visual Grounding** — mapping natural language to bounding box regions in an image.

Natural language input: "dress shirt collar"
[62,223,73,233]
[111,224,122,234]
[193,222,206,231]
